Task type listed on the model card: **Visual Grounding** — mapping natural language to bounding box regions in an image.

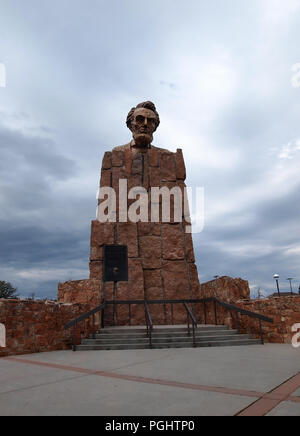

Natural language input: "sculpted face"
[131,107,157,148]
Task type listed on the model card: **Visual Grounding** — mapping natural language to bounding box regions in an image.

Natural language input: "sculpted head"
[126,101,160,148]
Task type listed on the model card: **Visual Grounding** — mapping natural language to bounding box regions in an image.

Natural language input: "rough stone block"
[162,261,191,300]
[176,148,186,180]
[144,269,164,300]
[149,167,161,187]
[112,166,126,192]
[90,245,102,262]
[149,147,159,167]
[102,152,112,170]
[131,153,143,175]
[90,221,115,255]
[143,154,150,190]
[124,148,133,175]
[58,279,102,306]
[188,263,200,298]
[140,236,162,269]
[89,261,102,280]
[115,259,144,300]
[100,169,111,187]
[117,222,139,258]
[201,276,251,301]
[184,232,195,263]
[111,150,125,167]
[129,258,145,298]
[128,173,142,191]
[103,282,114,301]
[160,152,176,182]
[138,222,152,236]
[152,223,161,236]
[162,224,185,260]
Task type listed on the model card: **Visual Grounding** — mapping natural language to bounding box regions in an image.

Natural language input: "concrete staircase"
[75,324,262,351]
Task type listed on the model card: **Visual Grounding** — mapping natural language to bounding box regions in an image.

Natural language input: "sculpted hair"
[126,101,160,131]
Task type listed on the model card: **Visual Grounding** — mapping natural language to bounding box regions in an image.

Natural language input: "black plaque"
[103,245,128,282]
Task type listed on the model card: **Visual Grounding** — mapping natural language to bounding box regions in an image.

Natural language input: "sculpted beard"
[133,131,153,147]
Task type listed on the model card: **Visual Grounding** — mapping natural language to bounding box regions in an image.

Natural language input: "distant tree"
[0,281,18,299]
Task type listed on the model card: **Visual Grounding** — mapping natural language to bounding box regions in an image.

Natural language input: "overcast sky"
[0,0,300,299]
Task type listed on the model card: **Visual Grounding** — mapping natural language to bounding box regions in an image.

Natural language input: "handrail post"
[145,307,149,337]
[72,322,77,352]
[144,302,152,349]
[101,304,105,329]
[149,320,152,349]
[235,312,240,333]
[128,304,131,326]
[183,302,197,346]
[92,314,95,339]
[64,299,272,351]
[259,319,264,345]
[192,320,196,347]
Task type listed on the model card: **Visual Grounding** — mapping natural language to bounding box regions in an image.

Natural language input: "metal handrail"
[212,298,273,323]
[144,301,153,348]
[183,302,197,347]
[105,298,272,344]
[183,302,198,326]
[211,298,271,344]
[64,302,106,330]
[104,298,273,323]
[63,297,273,350]
[64,302,106,351]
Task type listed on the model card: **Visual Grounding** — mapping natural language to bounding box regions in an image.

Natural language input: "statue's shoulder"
[111,144,175,154]
[151,145,173,153]
[112,143,131,152]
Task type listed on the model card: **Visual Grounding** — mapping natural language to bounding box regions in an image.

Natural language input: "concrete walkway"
[0,344,299,416]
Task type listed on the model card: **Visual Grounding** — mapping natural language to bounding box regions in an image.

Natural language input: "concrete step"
[96,325,229,335]
[75,338,261,351]
[75,323,262,351]
[90,329,239,340]
[195,339,262,347]
[82,334,249,345]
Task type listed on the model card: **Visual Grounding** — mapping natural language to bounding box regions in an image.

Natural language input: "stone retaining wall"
[237,296,300,343]
[0,299,92,357]
[199,277,300,344]
[2,277,299,358]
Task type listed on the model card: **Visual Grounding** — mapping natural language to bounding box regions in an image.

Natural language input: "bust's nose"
[143,117,148,126]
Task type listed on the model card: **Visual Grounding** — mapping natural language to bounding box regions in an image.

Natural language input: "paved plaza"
[0,344,299,416]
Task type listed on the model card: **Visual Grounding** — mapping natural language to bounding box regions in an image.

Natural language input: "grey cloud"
[1,0,300,299]
[0,124,78,220]
[0,124,76,179]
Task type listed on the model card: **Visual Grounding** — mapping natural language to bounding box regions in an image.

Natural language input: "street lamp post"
[287,278,294,295]
[273,274,280,296]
